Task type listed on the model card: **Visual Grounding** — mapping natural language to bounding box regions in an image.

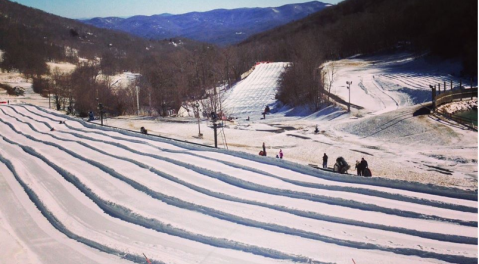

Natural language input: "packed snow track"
[0,104,477,264]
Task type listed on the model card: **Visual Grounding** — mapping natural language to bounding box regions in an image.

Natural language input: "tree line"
[240,0,478,109]
[1,0,476,116]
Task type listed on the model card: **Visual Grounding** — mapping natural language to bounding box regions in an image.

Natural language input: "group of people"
[323,153,371,177]
[259,142,284,159]
[355,158,370,176]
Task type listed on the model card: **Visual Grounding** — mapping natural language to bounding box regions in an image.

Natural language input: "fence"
[435,88,478,107]
[430,85,477,130]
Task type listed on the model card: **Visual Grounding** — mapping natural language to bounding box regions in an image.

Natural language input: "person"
[360,158,368,176]
[314,125,319,134]
[262,142,267,156]
[265,105,270,113]
[355,160,361,176]
[322,153,328,168]
[88,111,94,122]
[140,127,148,135]
[246,116,250,121]
[279,149,283,159]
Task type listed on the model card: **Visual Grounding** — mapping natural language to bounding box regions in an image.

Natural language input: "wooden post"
[445,81,450,102]
[450,80,453,91]
[460,80,463,101]
[438,83,441,94]
[432,87,436,111]
[472,77,474,100]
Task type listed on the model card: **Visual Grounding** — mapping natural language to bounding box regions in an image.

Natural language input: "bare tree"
[325,61,337,102]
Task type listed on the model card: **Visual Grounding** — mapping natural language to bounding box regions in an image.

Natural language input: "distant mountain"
[81,1,330,45]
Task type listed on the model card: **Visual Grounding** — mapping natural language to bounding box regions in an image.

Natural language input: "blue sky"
[12,0,342,19]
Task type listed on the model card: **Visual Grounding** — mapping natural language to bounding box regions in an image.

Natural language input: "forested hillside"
[0,0,192,76]
[238,0,478,107]
[0,0,476,115]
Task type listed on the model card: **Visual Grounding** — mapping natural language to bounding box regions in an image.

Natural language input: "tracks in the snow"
[0,104,477,264]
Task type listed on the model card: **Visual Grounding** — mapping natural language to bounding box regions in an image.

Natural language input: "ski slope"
[0,104,477,264]
[222,62,288,119]
[330,53,468,116]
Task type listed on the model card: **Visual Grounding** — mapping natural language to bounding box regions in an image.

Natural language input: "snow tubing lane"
[26,104,478,201]
[2,110,476,246]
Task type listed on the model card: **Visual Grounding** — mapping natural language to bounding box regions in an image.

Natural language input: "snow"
[47,62,76,73]
[0,72,49,107]
[222,62,289,119]
[438,99,477,114]
[0,53,477,264]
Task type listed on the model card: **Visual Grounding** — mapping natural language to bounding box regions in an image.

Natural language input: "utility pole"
[346,81,352,112]
[196,102,202,138]
[213,123,218,148]
[136,86,140,116]
[98,103,104,126]
[211,111,218,148]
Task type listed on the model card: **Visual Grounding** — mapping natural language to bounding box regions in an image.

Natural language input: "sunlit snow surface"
[0,104,477,264]
[222,62,289,119]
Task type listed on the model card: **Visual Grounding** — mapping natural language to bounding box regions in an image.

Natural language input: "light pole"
[196,102,202,138]
[346,81,352,112]
[135,86,140,116]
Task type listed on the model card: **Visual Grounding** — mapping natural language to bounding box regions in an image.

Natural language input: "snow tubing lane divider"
[3,107,479,263]
[26,104,478,201]
[1,121,479,264]
[16,104,472,215]
[3,115,473,228]
[2,111,476,245]
[0,136,332,264]
[0,152,167,264]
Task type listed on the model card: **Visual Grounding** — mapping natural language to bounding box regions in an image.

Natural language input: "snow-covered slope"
[330,53,467,116]
[222,62,288,119]
[0,104,477,264]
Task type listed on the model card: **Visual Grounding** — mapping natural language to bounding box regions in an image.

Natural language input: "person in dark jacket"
[88,111,94,121]
[322,153,328,168]
[355,160,361,176]
[360,158,368,175]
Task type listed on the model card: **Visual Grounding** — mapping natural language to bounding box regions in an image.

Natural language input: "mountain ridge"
[81,1,330,45]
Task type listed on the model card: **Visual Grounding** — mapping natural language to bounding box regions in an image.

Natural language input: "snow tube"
[363,168,372,177]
